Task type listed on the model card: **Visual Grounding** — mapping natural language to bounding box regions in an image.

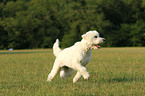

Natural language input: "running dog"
[47,30,105,83]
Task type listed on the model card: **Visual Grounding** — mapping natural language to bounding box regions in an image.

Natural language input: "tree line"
[0,0,145,49]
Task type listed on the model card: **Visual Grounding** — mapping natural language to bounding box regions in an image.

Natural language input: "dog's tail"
[53,39,62,57]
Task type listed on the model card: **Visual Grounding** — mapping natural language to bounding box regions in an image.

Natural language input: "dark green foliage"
[0,0,145,49]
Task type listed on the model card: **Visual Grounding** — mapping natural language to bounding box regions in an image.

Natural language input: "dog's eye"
[94,36,98,38]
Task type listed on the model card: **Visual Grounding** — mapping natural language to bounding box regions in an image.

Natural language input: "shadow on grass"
[107,77,145,83]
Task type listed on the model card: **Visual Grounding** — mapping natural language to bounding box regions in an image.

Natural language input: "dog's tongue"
[96,45,100,48]
[91,45,101,49]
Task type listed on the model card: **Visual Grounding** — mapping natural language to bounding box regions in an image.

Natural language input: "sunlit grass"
[1,48,145,95]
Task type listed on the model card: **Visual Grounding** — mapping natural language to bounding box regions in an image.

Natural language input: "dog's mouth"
[96,45,100,49]
[91,45,100,49]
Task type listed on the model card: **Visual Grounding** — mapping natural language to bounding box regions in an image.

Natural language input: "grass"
[1,48,145,96]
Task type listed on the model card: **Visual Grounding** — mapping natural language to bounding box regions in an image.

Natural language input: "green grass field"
[1,48,145,96]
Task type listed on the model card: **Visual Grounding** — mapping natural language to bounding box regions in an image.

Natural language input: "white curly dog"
[47,30,105,83]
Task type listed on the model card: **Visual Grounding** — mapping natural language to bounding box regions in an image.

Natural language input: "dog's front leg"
[73,71,81,83]
[75,64,90,80]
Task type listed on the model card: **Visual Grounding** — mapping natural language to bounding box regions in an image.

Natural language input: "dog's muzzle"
[91,38,106,49]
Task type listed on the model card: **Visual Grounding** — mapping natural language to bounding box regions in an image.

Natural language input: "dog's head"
[82,30,105,49]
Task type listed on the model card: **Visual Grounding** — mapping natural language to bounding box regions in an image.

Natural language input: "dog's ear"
[82,34,87,39]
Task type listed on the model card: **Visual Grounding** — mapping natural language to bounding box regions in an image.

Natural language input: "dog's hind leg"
[47,61,61,82]
[73,71,81,83]
[75,64,90,80]
[60,66,74,79]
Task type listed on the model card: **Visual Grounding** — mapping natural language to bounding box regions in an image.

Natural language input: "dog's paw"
[83,73,90,80]
[47,75,52,82]
[47,79,51,82]
[47,78,52,82]
[73,79,77,83]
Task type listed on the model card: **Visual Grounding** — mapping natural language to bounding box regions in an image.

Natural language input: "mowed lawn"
[1,48,145,96]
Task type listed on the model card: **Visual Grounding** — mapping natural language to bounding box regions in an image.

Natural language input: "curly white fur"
[47,30,105,83]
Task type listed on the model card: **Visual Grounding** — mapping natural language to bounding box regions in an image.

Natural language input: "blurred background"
[0,0,145,49]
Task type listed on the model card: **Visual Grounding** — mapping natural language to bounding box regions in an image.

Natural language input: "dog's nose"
[103,38,106,42]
